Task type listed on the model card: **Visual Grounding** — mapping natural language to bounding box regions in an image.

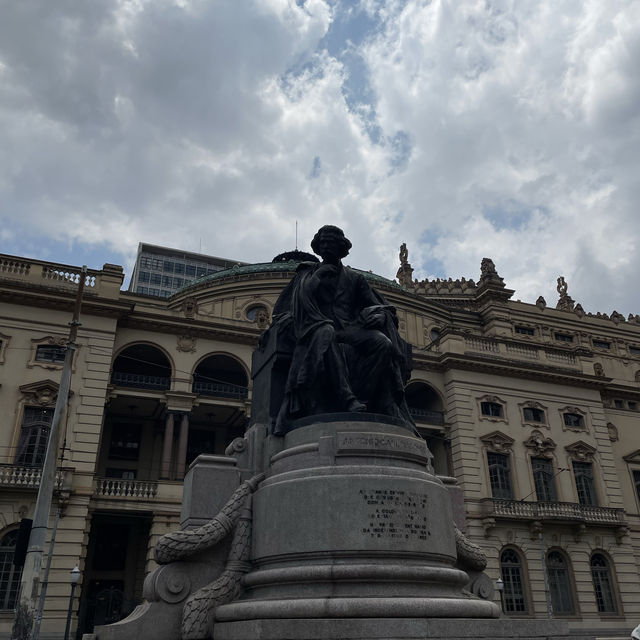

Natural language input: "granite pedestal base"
[212,417,500,638]
[213,617,571,640]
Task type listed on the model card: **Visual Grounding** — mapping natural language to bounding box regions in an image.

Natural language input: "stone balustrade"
[0,464,64,489]
[482,498,626,526]
[0,253,123,298]
[95,477,159,499]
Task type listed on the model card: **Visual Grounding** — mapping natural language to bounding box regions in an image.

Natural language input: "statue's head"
[311,225,352,260]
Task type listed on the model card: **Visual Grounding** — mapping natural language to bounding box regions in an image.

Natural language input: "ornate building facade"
[0,246,639,638]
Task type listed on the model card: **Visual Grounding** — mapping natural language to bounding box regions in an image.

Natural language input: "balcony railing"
[482,498,626,526]
[408,407,445,426]
[0,464,63,489]
[110,371,171,390]
[95,477,158,499]
[192,381,248,399]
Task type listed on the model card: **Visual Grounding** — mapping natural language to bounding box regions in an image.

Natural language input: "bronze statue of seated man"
[272,225,415,435]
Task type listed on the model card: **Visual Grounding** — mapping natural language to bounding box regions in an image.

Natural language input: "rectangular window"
[563,412,585,429]
[160,290,171,298]
[593,340,611,350]
[515,326,535,336]
[185,265,196,277]
[554,333,574,343]
[151,258,162,270]
[633,470,640,507]
[163,260,174,273]
[628,401,637,411]
[136,286,148,295]
[161,276,172,288]
[140,256,152,268]
[487,452,513,500]
[196,266,207,277]
[614,399,624,409]
[532,457,557,501]
[15,407,53,466]
[573,461,597,506]
[523,407,545,423]
[629,346,640,356]
[481,401,503,417]
[150,273,162,285]
[149,288,160,296]
[35,344,66,364]
[173,263,185,275]
[138,271,150,283]
[173,277,184,289]
[108,424,141,460]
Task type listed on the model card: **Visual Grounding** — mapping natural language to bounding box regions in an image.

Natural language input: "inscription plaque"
[359,488,429,541]
[336,432,430,464]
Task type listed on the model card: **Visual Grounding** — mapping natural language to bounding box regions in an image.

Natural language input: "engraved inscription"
[359,489,429,541]
[337,432,429,462]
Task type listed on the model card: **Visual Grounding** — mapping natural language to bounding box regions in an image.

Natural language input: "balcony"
[110,371,170,390]
[408,407,445,426]
[481,498,627,540]
[192,381,248,399]
[94,477,158,499]
[0,464,65,490]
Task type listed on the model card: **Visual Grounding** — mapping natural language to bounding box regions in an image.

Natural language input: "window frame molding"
[546,548,580,617]
[589,550,623,617]
[477,395,508,424]
[499,545,533,617]
[0,332,9,365]
[565,441,600,506]
[519,401,548,429]
[28,336,78,372]
[622,450,640,514]
[0,526,22,611]
[11,380,62,464]
[558,406,589,433]
[481,430,517,500]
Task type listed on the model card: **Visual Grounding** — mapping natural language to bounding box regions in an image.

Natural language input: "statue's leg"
[341,329,393,409]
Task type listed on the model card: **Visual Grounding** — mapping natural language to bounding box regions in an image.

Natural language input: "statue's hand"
[360,306,387,329]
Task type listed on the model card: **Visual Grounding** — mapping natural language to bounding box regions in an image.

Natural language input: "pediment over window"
[523,430,556,455]
[480,430,514,453]
[623,449,640,463]
[19,380,62,406]
[565,440,597,462]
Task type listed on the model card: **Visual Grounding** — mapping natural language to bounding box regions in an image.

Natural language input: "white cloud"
[0,0,639,316]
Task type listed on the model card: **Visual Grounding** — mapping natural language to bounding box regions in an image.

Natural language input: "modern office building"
[128,243,246,298]
[0,245,639,638]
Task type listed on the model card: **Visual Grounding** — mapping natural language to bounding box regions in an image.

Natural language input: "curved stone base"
[213,616,571,640]
[216,597,498,622]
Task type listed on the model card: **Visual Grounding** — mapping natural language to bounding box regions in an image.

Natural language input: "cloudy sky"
[1,0,639,314]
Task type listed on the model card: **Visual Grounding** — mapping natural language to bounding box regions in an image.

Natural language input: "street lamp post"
[496,577,504,614]
[64,567,80,640]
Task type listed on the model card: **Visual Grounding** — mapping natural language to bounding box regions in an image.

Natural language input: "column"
[176,413,190,478]
[161,412,174,479]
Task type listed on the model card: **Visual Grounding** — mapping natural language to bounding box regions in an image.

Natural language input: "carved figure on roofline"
[271,225,416,435]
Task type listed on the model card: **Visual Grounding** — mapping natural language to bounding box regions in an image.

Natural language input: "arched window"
[405,382,444,425]
[192,355,248,399]
[547,551,575,615]
[111,344,171,390]
[0,530,22,610]
[590,553,618,614]
[500,548,528,613]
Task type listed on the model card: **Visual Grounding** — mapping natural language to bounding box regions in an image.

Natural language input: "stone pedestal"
[213,416,500,638]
